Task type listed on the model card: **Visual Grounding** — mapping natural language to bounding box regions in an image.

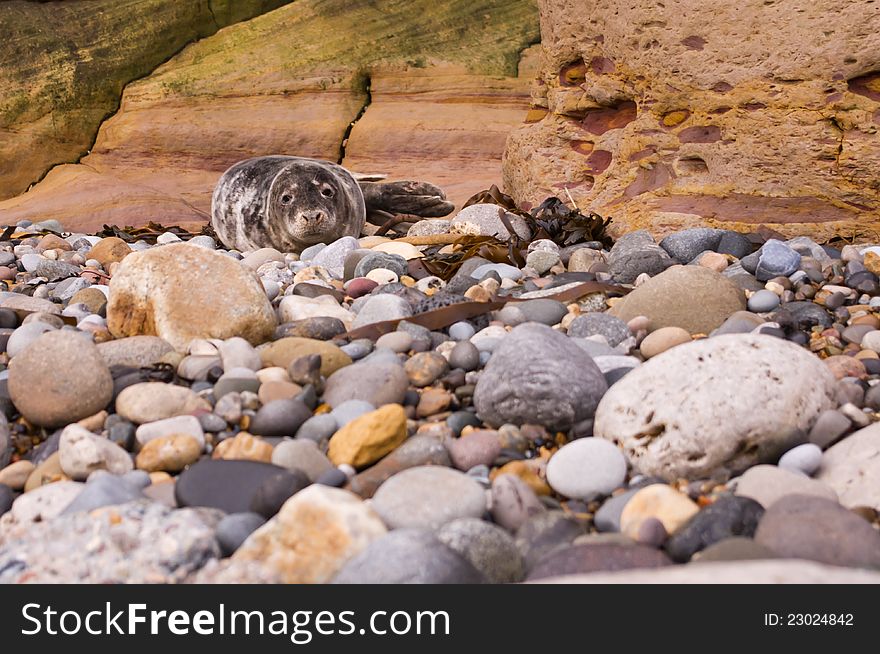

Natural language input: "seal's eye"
[320,186,335,198]
[280,194,292,204]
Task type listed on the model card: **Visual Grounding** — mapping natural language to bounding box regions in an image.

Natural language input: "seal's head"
[266,160,357,251]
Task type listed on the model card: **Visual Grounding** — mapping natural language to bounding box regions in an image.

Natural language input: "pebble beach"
[0,207,879,584]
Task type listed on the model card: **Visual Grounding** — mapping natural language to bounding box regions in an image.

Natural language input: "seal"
[211,156,365,253]
[211,156,454,253]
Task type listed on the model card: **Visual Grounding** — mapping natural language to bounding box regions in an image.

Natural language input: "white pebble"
[777,443,823,476]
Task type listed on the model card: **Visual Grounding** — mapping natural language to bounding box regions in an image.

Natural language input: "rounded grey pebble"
[353,252,407,279]
[777,443,823,476]
[437,517,525,583]
[448,321,476,341]
[449,341,481,371]
[747,289,780,313]
[330,399,375,427]
[216,512,266,556]
[637,517,668,547]
[0,484,14,518]
[315,468,348,487]
[198,413,228,433]
[295,414,338,445]
[340,340,372,360]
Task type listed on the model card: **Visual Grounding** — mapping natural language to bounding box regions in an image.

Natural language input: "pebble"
[0,501,217,583]
[664,494,764,562]
[816,422,880,511]
[448,340,481,371]
[332,528,484,584]
[216,512,267,556]
[8,330,113,428]
[474,323,607,431]
[323,362,408,408]
[567,312,631,347]
[436,518,522,583]
[260,337,352,377]
[271,439,333,481]
[609,265,746,335]
[375,331,413,353]
[752,239,801,281]
[608,231,675,284]
[250,468,310,518]
[233,485,387,583]
[734,464,838,508]
[277,295,354,327]
[808,409,851,448]
[489,473,545,532]
[450,203,530,242]
[0,460,35,491]
[7,322,56,358]
[348,434,450,498]
[619,484,700,539]
[213,431,274,462]
[659,228,723,263]
[754,494,880,569]
[58,424,133,480]
[136,434,202,472]
[116,382,210,424]
[546,438,627,499]
[61,471,147,515]
[446,430,502,471]
[295,413,338,445]
[638,326,691,358]
[404,351,449,386]
[249,399,313,438]
[747,289,781,313]
[371,466,487,529]
[777,443,823,476]
[327,404,407,469]
[176,459,290,514]
[353,252,407,279]
[527,542,672,580]
[595,334,837,480]
[135,415,205,449]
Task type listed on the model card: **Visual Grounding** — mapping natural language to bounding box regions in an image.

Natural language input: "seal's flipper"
[360,180,454,219]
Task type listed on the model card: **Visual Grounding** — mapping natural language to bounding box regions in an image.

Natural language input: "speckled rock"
[595,334,837,480]
[233,485,386,584]
[816,422,880,511]
[474,323,607,431]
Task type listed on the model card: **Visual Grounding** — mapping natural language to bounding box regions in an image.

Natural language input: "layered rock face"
[0,0,539,232]
[503,0,880,239]
[0,0,292,200]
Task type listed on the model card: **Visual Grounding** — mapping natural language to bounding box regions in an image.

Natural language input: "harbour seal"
[211,155,453,253]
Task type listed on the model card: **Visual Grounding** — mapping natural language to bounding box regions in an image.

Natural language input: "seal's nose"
[301,210,326,226]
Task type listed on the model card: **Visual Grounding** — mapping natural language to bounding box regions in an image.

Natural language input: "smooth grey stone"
[594,488,640,532]
[474,323,607,431]
[295,413,338,446]
[608,230,675,284]
[340,340,372,360]
[0,484,14,517]
[249,399,312,438]
[61,472,146,515]
[808,410,851,448]
[515,511,587,572]
[216,512,266,556]
[659,228,723,263]
[332,529,485,584]
[198,412,228,433]
[323,362,408,408]
[514,299,567,326]
[330,399,375,427]
[448,321,476,341]
[716,231,752,259]
[754,239,801,281]
[437,517,525,583]
[665,494,764,562]
[449,340,480,371]
[351,294,412,329]
[775,301,833,330]
[747,289,780,313]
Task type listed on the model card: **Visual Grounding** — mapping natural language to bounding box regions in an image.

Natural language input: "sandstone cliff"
[0,0,292,200]
[503,0,880,240]
[0,0,539,232]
